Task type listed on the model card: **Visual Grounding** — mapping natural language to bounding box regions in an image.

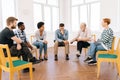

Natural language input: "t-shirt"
[0,27,15,48]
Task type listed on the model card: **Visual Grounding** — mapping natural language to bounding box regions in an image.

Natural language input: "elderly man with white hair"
[70,23,91,58]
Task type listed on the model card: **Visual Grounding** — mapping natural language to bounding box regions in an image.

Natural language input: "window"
[1,0,15,27]
[72,0,84,6]
[85,0,98,3]
[33,4,42,29]
[52,7,59,31]
[80,5,88,24]
[71,0,100,32]
[34,0,46,4]
[44,6,52,31]
[90,3,100,31]
[48,0,58,6]
[72,7,79,31]
[33,0,59,32]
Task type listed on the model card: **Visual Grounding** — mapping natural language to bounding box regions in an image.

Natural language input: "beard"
[11,25,16,29]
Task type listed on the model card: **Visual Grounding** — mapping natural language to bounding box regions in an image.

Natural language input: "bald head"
[80,23,86,31]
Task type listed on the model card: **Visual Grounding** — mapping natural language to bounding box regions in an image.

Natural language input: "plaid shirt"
[13,29,28,43]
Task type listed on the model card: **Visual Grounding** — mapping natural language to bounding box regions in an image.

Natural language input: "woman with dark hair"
[33,22,48,61]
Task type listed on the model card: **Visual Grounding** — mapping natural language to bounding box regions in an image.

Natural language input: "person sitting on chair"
[70,23,91,58]
[13,22,37,58]
[33,22,48,61]
[84,18,114,65]
[0,17,40,73]
[54,23,69,61]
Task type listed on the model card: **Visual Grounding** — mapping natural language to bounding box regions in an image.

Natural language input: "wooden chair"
[84,34,96,56]
[30,35,38,58]
[97,37,116,55]
[97,38,120,78]
[0,44,33,80]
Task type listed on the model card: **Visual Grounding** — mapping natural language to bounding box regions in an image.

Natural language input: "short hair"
[59,23,64,27]
[17,22,24,28]
[37,22,44,29]
[103,18,111,25]
[6,17,18,26]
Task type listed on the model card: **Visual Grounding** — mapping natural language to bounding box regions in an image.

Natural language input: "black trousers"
[77,41,90,54]
[10,43,33,61]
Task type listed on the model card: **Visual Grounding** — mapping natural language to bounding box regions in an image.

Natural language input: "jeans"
[33,41,47,54]
[88,42,106,61]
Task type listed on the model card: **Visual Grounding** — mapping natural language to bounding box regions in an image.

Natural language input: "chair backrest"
[111,37,116,53]
[116,39,120,59]
[0,44,13,68]
[30,35,35,44]
[92,34,96,41]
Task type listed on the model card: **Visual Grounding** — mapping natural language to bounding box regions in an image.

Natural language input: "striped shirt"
[100,28,114,50]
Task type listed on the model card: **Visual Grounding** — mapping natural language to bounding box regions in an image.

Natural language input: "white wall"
[15,0,35,34]
[101,0,120,33]
[0,0,2,31]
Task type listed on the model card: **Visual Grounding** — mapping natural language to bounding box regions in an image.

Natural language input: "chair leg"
[84,48,87,57]
[0,68,2,80]
[10,71,14,80]
[35,49,38,58]
[17,71,21,80]
[116,63,120,76]
[97,61,101,78]
[29,66,33,80]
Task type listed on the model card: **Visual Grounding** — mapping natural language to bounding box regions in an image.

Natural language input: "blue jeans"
[88,42,106,61]
[33,41,47,54]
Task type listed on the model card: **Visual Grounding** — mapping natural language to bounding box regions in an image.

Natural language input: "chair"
[97,38,120,78]
[97,37,116,55]
[30,35,38,58]
[0,44,33,80]
[84,34,96,56]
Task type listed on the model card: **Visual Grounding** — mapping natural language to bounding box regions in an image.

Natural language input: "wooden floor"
[2,46,119,80]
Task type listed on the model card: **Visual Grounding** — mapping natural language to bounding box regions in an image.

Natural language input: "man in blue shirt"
[54,23,69,61]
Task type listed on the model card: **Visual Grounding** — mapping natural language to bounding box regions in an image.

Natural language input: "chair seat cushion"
[98,54,117,59]
[6,60,29,67]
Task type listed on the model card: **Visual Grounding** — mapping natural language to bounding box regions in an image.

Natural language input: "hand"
[17,44,21,50]
[76,38,81,41]
[43,40,48,44]
[63,40,69,44]
[60,30,64,35]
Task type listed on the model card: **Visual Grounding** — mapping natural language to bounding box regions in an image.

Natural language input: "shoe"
[30,57,41,64]
[44,57,48,61]
[76,51,80,58]
[23,68,35,73]
[88,61,97,65]
[54,55,58,61]
[84,56,93,63]
[40,58,44,61]
[66,54,69,60]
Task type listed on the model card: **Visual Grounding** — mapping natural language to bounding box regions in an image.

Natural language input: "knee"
[39,42,44,47]
[54,41,58,45]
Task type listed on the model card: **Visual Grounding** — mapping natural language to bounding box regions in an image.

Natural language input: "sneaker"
[23,68,35,73]
[66,54,69,60]
[88,61,97,65]
[30,57,41,64]
[84,56,93,63]
[76,51,80,58]
[54,55,58,61]
[44,57,48,61]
